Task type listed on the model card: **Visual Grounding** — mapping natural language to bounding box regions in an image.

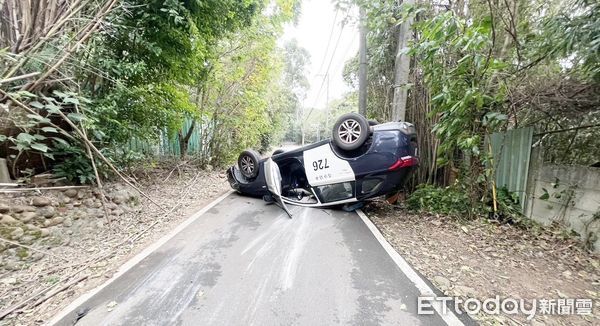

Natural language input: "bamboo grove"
[0,0,303,183]
[332,0,599,215]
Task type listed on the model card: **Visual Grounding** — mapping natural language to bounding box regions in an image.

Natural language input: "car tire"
[332,113,370,151]
[238,149,260,179]
[272,149,285,156]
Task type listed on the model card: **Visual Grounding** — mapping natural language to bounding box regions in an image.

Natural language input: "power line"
[305,22,346,122]
[331,32,357,83]
[314,9,339,77]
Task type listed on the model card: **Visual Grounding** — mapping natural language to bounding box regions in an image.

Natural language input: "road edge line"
[356,208,465,326]
[47,190,234,325]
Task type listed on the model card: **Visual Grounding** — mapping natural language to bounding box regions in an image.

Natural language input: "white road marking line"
[47,190,234,326]
[356,209,466,326]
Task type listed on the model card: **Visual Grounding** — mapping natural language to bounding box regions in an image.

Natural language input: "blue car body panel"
[227,122,418,207]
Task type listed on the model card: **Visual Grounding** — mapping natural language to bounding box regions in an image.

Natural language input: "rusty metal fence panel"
[490,127,534,211]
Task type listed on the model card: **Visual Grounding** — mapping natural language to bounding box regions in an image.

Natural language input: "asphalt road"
[53,193,457,326]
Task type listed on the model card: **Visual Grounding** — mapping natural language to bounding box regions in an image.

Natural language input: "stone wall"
[525,151,600,252]
[0,184,138,255]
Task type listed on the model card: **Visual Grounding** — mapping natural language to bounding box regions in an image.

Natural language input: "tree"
[0,0,300,180]
[338,0,600,201]
[189,2,301,166]
[281,39,311,143]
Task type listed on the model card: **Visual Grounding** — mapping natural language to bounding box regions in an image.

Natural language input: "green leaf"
[45,103,62,114]
[41,126,59,133]
[30,101,45,109]
[63,97,80,105]
[432,93,445,102]
[67,112,86,122]
[51,137,70,146]
[12,90,36,99]
[540,188,550,200]
[31,143,49,152]
[53,90,67,98]
[26,114,51,124]
[16,133,36,144]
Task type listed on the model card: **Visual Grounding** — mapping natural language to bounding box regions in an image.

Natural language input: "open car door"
[264,158,292,218]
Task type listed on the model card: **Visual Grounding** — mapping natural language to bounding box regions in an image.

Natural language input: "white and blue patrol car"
[227,113,418,216]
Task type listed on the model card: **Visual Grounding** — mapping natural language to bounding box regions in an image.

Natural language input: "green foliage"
[406,184,479,217]
[333,0,599,234]
[0,91,91,173]
[410,11,508,165]
[89,83,196,143]
[102,0,261,85]
[76,0,265,150]
[52,144,146,184]
[494,187,524,223]
[198,7,301,166]
[5,132,50,155]
[280,39,311,143]
[407,184,526,224]
[535,0,600,82]
[52,145,99,185]
[338,0,405,120]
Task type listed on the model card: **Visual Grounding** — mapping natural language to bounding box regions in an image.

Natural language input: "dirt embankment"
[365,201,599,326]
[0,166,229,325]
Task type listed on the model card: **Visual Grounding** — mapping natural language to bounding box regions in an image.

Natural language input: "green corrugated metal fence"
[489,127,534,211]
[127,117,206,157]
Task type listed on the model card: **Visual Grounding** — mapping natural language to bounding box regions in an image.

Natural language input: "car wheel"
[238,149,260,179]
[332,113,370,151]
[272,149,285,156]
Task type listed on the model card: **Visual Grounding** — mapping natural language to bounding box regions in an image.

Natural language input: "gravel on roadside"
[0,166,229,325]
[365,201,600,326]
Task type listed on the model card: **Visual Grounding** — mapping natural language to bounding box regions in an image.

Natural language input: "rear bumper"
[356,166,416,201]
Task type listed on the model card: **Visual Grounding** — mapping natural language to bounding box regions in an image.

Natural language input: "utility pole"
[300,100,305,146]
[325,73,329,132]
[316,124,320,142]
[358,6,368,116]
[391,0,415,122]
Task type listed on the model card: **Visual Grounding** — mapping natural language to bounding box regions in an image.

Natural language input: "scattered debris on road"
[0,165,229,325]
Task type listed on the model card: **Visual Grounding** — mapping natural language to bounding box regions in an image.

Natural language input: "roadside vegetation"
[0,0,304,184]
[328,0,599,230]
[0,1,597,323]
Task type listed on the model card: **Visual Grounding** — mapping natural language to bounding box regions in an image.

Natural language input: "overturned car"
[227,113,418,216]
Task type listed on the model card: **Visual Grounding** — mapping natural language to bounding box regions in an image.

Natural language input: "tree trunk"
[391,0,415,122]
[178,119,196,159]
[358,7,368,116]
